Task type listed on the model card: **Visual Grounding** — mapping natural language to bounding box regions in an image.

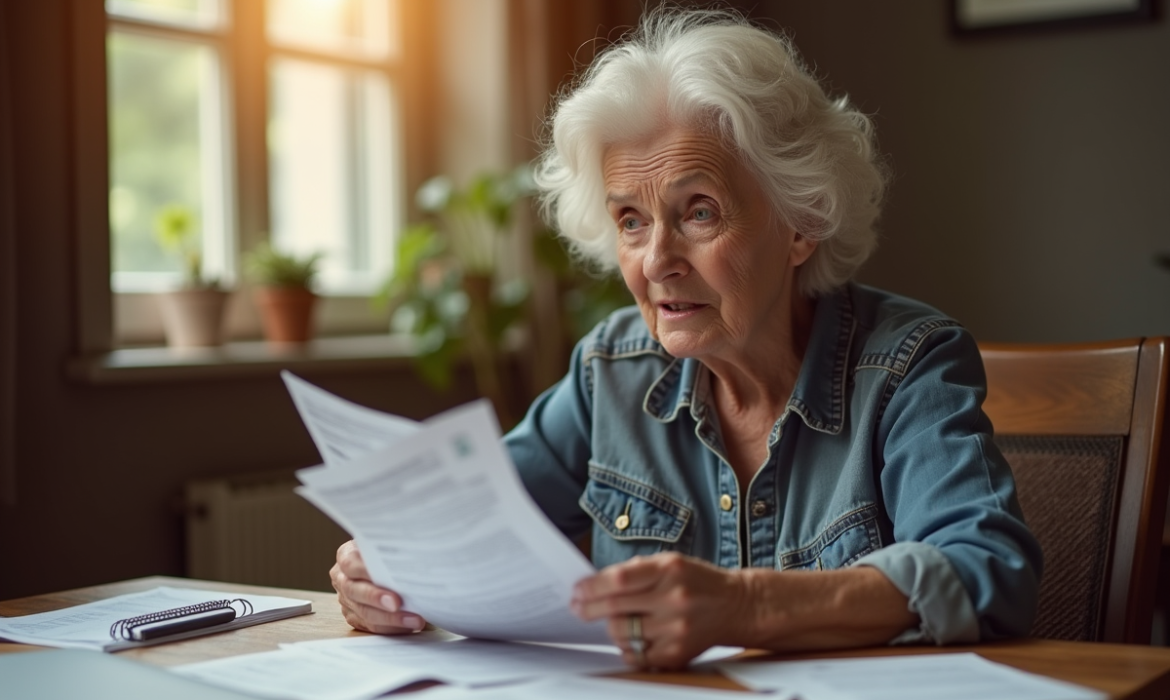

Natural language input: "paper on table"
[717,652,1106,700]
[295,399,607,644]
[281,371,420,466]
[408,675,776,700]
[174,637,747,700]
[173,647,424,700]
[284,634,630,686]
[0,586,312,652]
[685,645,747,664]
[533,642,745,665]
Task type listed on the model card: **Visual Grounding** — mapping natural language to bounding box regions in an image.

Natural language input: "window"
[107,0,233,292]
[105,0,406,342]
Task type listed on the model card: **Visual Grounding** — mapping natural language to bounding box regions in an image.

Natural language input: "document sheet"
[717,652,1106,700]
[0,586,311,652]
[411,675,765,700]
[174,634,745,700]
[174,647,423,700]
[285,373,608,644]
[282,371,420,466]
[285,634,629,685]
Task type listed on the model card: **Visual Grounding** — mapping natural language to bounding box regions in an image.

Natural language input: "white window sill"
[67,334,419,385]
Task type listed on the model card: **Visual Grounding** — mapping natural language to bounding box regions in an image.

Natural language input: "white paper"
[409,675,769,700]
[173,647,424,700]
[535,642,745,665]
[174,639,749,700]
[284,634,630,686]
[0,586,311,652]
[718,652,1106,700]
[687,645,747,664]
[294,398,607,644]
[281,371,420,466]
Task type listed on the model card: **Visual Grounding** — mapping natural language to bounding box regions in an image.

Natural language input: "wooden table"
[3,576,1170,699]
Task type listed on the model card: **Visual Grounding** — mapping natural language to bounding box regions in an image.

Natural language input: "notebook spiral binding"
[109,598,254,640]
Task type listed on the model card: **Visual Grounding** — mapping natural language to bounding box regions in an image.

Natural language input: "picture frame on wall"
[953,0,1155,33]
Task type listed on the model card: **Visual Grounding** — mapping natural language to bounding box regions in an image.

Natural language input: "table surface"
[3,576,1170,699]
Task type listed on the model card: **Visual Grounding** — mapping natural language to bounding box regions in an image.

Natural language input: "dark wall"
[0,2,477,600]
[740,1,1170,342]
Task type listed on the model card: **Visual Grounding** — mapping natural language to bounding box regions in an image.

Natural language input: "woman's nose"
[642,224,688,283]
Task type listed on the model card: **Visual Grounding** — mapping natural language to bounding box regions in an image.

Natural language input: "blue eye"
[622,217,640,230]
[693,207,713,221]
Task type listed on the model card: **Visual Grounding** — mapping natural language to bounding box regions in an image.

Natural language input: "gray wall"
[746,1,1170,342]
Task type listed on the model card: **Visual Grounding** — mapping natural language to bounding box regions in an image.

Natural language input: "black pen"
[129,607,237,641]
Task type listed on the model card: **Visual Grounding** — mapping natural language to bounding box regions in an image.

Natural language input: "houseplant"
[380,169,533,427]
[245,242,323,343]
[154,204,230,347]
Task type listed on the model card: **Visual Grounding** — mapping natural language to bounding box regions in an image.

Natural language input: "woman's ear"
[790,232,818,268]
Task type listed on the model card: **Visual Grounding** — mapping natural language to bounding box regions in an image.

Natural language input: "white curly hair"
[534,7,885,296]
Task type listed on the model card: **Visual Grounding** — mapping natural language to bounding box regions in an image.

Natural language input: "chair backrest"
[979,338,1170,644]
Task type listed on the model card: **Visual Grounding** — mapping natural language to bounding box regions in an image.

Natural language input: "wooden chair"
[979,337,1170,644]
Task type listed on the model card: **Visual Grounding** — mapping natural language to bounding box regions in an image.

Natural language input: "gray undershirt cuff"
[852,541,980,645]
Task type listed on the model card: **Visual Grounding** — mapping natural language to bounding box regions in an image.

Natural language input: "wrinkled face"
[604,125,814,363]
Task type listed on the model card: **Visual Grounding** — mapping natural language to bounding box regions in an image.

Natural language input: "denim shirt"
[504,282,1042,644]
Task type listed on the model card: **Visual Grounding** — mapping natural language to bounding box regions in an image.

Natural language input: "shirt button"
[614,514,630,531]
[719,494,733,511]
[751,500,769,517]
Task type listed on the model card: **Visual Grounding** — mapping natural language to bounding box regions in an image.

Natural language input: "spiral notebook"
[0,586,312,651]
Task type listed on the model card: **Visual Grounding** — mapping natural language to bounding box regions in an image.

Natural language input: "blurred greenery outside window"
[106,0,402,303]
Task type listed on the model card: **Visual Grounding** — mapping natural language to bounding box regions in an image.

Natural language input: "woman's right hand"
[331,540,427,634]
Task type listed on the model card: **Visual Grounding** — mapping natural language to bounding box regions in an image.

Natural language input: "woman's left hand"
[570,552,750,670]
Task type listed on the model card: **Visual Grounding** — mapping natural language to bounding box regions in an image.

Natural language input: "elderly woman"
[332,9,1042,669]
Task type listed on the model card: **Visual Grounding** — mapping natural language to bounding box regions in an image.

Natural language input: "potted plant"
[154,204,230,347]
[245,242,323,343]
[380,169,533,427]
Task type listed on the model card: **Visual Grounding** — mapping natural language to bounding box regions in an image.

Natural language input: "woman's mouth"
[658,302,707,318]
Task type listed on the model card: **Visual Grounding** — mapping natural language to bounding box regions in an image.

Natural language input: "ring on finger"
[628,614,647,666]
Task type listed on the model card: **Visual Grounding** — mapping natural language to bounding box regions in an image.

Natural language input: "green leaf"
[244,241,323,287]
[413,336,461,390]
[154,204,196,251]
[416,176,454,213]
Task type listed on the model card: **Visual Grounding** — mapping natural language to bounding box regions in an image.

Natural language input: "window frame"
[106,12,238,294]
[74,0,437,355]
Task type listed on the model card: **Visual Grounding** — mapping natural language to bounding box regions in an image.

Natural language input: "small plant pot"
[254,286,317,343]
[158,288,231,347]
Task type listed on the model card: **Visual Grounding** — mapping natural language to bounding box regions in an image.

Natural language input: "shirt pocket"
[579,466,693,567]
[778,503,883,571]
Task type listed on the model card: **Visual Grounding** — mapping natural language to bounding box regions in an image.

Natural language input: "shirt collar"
[642,285,855,434]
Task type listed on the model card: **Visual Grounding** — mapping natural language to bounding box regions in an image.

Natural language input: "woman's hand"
[570,553,750,670]
[331,540,427,634]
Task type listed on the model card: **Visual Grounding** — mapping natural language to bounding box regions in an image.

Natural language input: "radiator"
[185,470,349,592]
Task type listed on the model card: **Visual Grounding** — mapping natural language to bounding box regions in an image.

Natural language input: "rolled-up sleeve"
[854,541,980,643]
[863,325,1043,643]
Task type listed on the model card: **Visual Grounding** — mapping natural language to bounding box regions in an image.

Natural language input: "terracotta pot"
[158,288,231,347]
[254,286,317,343]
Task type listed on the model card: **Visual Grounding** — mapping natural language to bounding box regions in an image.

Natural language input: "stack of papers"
[175,651,1109,700]
[283,373,608,644]
[0,586,311,651]
[172,632,745,700]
